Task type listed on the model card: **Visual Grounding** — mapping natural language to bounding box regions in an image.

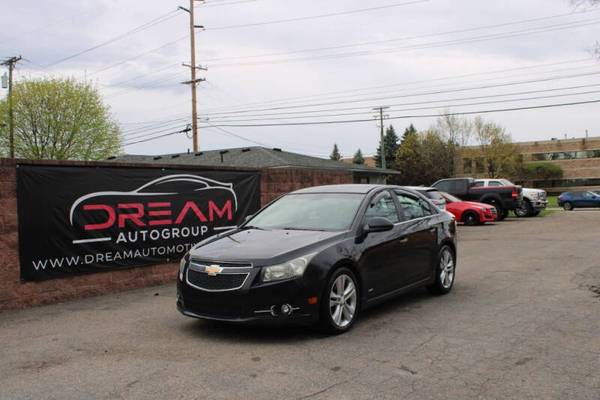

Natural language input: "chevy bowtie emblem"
[204,265,223,276]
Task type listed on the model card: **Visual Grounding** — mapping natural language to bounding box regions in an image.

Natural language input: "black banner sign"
[17,165,261,281]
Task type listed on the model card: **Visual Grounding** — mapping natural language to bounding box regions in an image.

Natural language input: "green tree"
[330,143,341,161]
[352,148,365,164]
[473,117,522,178]
[375,125,400,168]
[419,129,456,184]
[0,77,121,160]
[395,127,423,185]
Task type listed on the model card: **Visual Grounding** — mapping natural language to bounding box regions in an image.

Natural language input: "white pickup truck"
[474,179,547,217]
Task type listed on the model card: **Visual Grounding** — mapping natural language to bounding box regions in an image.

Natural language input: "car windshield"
[247,193,365,231]
[441,192,462,203]
[424,190,444,201]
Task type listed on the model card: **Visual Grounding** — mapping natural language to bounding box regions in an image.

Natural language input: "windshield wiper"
[282,227,327,232]
[241,225,268,231]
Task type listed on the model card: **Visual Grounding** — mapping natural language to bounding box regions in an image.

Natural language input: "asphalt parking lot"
[1,210,599,400]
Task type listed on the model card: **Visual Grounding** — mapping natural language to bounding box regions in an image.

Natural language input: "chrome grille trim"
[185,261,253,292]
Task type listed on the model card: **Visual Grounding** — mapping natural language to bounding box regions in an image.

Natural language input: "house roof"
[111,146,400,175]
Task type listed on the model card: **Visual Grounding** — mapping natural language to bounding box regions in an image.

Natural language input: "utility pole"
[1,56,22,159]
[373,106,389,170]
[179,1,206,153]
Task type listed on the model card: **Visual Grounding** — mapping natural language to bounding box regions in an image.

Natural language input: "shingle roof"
[111,146,400,175]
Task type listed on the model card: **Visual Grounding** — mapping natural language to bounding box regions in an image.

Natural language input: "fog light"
[281,304,293,316]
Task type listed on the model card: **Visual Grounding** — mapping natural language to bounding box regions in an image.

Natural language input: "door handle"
[399,236,408,244]
[429,227,437,234]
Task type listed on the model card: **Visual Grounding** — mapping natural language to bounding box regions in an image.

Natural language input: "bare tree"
[435,113,472,146]
[570,0,600,57]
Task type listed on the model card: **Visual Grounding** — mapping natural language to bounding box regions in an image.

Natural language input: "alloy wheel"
[329,274,357,328]
[439,248,455,289]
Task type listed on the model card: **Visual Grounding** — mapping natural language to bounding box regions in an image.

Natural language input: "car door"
[358,190,405,297]
[393,190,438,286]
[582,192,599,208]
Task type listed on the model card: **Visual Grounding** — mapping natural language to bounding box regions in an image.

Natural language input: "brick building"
[456,136,600,193]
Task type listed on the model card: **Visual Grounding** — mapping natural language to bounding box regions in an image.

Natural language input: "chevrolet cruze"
[177,184,457,334]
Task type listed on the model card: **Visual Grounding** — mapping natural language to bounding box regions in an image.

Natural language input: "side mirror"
[364,217,394,233]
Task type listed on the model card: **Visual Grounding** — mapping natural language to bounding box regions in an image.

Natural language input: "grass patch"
[546,195,559,208]
[537,209,557,218]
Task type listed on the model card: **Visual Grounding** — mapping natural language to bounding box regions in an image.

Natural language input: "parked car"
[557,191,600,210]
[404,186,447,210]
[432,177,522,221]
[439,192,497,225]
[177,184,457,334]
[474,179,547,217]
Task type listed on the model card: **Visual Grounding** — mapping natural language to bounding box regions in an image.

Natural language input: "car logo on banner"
[68,174,239,245]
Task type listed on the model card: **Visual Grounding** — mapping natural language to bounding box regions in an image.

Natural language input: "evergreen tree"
[395,127,423,185]
[352,149,365,164]
[330,143,341,161]
[374,125,400,168]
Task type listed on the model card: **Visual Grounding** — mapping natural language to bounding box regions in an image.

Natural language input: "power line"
[45,9,183,68]
[206,0,431,31]
[203,9,600,62]
[123,126,191,146]
[201,70,600,115]
[201,88,600,124]
[198,58,595,113]
[209,17,600,67]
[204,82,600,121]
[199,99,600,127]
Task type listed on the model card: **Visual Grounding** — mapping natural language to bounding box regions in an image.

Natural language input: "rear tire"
[427,245,456,296]
[319,267,359,335]
[487,199,505,221]
[563,202,574,211]
[462,211,479,226]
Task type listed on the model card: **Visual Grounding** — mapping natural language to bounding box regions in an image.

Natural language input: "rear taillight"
[512,188,518,199]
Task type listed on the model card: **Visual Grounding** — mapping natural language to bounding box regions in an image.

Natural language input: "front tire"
[515,200,533,217]
[563,202,574,211]
[427,246,456,295]
[462,211,479,226]
[319,268,359,334]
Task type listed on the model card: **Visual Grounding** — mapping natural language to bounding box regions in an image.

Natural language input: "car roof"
[403,186,437,191]
[291,184,387,194]
[290,184,427,195]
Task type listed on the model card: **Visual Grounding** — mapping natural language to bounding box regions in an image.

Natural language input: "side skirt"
[361,277,433,310]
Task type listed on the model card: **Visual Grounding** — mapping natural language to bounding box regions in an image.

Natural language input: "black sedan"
[177,184,457,334]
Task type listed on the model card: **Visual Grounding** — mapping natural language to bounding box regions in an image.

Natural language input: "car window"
[434,180,451,192]
[473,181,484,187]
[488,181,503,186]
[394,192,432,220]
[364,191,399,223]
[584,192,595,198]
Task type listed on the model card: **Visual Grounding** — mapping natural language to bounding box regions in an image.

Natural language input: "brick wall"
[0,159,352,311]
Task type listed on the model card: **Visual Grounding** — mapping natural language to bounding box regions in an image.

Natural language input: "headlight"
[261,253,317,283]
[179,254,189,281]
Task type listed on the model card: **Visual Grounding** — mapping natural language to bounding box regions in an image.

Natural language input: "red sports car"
[440,192,497,225]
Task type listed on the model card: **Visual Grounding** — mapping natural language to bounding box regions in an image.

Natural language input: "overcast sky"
[1,0,600,158]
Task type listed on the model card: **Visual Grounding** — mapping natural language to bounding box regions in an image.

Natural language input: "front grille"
[186,268,249,291]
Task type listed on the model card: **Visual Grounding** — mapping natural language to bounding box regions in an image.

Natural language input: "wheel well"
[329,260,363,296]
[440,240,456,259]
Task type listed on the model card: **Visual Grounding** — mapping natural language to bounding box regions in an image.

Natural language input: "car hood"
[459,201,494,209]
[189,228,345,265]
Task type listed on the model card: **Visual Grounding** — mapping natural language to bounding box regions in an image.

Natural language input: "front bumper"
[176,271,319,325]
[531,200,548,210]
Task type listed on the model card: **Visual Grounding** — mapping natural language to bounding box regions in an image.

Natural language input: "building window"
[463,158,473,173]
[531,150,600,161]
[475,157,485,173]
